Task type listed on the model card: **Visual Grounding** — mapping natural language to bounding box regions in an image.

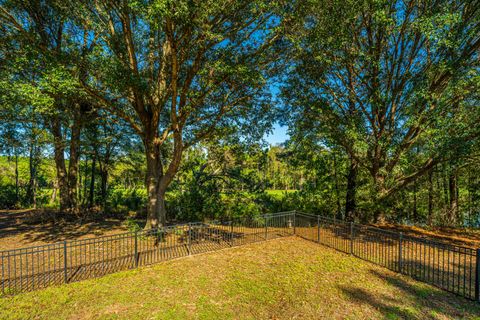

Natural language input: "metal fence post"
[398,232,403,274]
[350,222,354,255]
[475,248,480,302]
[317,215,320,243]
[230,221,234,247]
[1,252,4,295]
[63,241,68,283]
[293,211,296,235]
[134,230,139,267]
[187,223,192,255]
[264,217,268,241]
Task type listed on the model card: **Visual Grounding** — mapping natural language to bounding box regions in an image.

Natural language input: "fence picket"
[1,211,479,304]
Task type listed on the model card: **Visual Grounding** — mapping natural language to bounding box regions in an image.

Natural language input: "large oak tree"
[72,0,288,228]
[283,0,480,221]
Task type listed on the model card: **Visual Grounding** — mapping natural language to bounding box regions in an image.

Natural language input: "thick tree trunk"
[345,156,358,221]
[372,173,387,223]
[144,136,165,230]
[144,174,168,230]
[143,127,183,229]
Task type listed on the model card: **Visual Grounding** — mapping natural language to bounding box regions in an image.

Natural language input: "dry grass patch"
[1,237,479,320]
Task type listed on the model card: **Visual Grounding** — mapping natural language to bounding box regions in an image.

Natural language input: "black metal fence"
[2,210,480,303]
[294,212,480,302]
[0,211,295,296]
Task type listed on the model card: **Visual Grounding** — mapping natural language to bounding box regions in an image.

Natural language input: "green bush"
[123,217,142,233]
[107,187,147,212]
[0,184,20,209]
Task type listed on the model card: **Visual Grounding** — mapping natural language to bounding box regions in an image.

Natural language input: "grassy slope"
[1,237,479,320]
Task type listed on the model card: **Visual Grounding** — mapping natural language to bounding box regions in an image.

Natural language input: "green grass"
[1,237,479,320]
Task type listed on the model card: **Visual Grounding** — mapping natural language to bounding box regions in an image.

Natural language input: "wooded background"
[1,0,479,228]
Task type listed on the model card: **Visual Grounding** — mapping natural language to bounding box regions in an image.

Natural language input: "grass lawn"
[1,237,479,320]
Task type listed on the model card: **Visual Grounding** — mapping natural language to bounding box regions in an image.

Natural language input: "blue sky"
[264,123,289,145]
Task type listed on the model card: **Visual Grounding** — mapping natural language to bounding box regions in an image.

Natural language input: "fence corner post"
[398,232,403,274]
[134,230,139,267]
[475,248,480,302]
[350,221,354,255]
[63,240,68,283]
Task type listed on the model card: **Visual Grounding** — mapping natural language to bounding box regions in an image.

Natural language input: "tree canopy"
[1,0,479,228]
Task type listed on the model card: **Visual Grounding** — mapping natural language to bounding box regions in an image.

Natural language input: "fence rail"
[1,210,479,303]
[1,211,296,296]
[294,211,480,302]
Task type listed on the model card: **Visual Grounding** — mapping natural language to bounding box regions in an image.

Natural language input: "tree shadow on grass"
[20,219,127,243]
[0,209,127,244]
[338,268,480,320]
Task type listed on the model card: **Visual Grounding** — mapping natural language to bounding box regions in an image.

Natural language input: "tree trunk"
[67,107,82,211]
[27,143,35,206]
[467,170,472,226]
[442,162,449,207]
[99,161,109,209]
[332,152,342,217]
[81,157,88,206]
[144,136,165,229]
[448,166,458,225]
[143,127,183,229]
[413,178,418,221]
[345,156,358,221]
[97,141,111,210]
[51,116,69,211]
[89,153,96,208]
[14,151,19,205]
[427,168,434,226]
[32,175,37,209]
[50,180,58,205]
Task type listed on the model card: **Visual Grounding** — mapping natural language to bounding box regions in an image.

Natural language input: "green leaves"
[281,0,480,220]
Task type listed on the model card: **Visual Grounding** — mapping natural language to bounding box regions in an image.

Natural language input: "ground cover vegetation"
[1,238,480,320]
